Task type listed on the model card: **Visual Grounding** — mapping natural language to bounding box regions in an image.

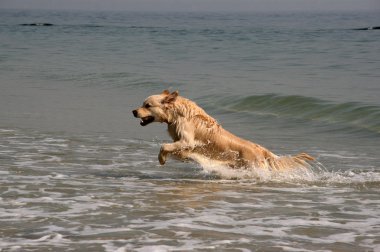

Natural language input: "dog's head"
[132,90,179,126]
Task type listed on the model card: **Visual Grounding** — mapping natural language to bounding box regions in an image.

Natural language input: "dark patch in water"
[20,23,54,26]
[353,26,380,30]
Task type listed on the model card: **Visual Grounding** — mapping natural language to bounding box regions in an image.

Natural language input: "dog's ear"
[161,90,170,95]
[162,91,179,104]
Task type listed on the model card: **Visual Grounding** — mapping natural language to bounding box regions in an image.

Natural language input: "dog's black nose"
[132,110,138,117]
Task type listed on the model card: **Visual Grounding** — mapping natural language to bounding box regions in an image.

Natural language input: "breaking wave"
[215,94,380,135]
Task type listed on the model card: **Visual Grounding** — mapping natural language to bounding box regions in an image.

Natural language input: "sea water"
[0,10,380,251]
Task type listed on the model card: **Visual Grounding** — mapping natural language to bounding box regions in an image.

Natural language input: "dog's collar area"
[164,116,175,125]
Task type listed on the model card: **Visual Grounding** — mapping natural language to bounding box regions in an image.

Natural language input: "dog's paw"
[158,153,166,165]
[158,147,167,165]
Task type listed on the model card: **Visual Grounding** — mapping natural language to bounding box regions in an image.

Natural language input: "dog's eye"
[144,103,152,109]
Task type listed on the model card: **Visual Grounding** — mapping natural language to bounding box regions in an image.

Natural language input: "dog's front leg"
[159,123,195,165]
[158,141,193,165]
[158,144,170,165]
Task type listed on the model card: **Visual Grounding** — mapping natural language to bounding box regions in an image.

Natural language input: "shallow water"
[1,10,380,251]
[1,128,379,251]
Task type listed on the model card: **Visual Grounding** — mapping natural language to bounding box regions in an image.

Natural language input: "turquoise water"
[0,10,380,251]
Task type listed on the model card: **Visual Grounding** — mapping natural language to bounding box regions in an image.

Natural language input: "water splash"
[194,153,323,180]
[197,157,380,187]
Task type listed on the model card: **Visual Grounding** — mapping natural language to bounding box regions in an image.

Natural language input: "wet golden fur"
[133,90,314,170]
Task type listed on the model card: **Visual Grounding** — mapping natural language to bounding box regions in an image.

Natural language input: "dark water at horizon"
[0,9,379,251]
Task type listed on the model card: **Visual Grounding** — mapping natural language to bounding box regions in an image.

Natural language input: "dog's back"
[171,97,314,170]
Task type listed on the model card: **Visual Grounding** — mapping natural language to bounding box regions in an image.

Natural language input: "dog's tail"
[268,152,315,170]
[289,152,315,167]
[294,152,315,162]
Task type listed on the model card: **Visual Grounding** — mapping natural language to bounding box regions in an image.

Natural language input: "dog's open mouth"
[140,116,155,126]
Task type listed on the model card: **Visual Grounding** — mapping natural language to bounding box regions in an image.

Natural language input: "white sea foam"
[35,233,65,242]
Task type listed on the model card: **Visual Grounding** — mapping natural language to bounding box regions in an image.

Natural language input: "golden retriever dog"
[133,90,314,170]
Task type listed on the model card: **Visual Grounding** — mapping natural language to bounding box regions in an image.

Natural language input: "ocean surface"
[1,9,380,251]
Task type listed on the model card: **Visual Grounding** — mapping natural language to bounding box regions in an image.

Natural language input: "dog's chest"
[167,124,180,141]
